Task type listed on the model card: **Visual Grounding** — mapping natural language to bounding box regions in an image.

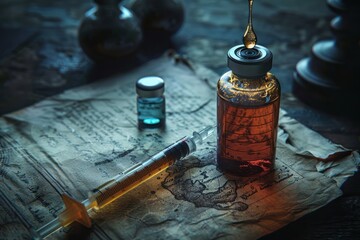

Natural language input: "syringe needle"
[35,125,215,239]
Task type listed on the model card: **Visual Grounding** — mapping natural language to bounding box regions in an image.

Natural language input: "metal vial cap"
[136,76,165,98]
[227,44,273,78]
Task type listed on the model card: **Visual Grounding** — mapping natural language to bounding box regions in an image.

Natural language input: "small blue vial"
[136,76,166,129]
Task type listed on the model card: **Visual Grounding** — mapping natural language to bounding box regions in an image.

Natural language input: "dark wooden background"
[0,0,359,239]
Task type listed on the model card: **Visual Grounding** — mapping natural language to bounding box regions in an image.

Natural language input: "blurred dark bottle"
[126,0,185,36]
[78,0,143,62]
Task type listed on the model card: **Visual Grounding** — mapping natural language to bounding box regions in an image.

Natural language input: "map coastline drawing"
[162,148,299,212]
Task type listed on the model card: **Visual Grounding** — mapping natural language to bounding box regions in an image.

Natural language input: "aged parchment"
[0,54,359,240]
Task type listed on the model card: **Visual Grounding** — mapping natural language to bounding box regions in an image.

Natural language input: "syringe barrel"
[90,137,191,209]
[34,126,215,239]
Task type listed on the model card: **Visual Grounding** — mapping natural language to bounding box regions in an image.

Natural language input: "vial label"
[217,96,280,176]
[137,97,165,128]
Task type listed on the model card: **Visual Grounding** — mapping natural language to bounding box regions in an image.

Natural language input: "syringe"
[35,125,215,239]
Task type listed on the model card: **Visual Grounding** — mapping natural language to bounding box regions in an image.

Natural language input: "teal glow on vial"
[136,76,166,129]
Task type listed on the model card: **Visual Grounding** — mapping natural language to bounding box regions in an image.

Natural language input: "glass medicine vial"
[136,76,166,129]
[217,44,281,176]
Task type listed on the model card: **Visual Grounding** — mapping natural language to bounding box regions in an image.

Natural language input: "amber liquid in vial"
[217,72,280,176]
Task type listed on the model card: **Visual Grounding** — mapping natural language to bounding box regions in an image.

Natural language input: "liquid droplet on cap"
[243,26,257,49]
[243,0,257,49]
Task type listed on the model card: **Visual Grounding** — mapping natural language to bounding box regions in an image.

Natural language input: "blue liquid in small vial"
[137,97,165,129]
[144,118,161,125]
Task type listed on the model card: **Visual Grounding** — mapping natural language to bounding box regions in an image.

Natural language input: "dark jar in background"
[126,0,184,36]
[78,0,143,63]
[136,76,166,129]
[217,45,281,177]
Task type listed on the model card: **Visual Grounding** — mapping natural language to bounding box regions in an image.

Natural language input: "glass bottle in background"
[126,0,185,36]
[78,0,142,63]
[217,44,281,176]
[136,76,166,129]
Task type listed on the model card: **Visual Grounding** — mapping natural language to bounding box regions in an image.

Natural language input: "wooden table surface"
[0,0,359,239]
